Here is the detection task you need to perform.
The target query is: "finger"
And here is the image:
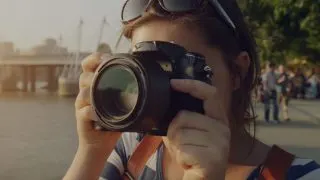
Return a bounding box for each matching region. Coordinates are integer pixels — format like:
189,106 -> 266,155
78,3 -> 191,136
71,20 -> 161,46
169,128 -> 211,147
170,79 -> 216,100
81,53 -> 102,72
167,111 -> 208,143
76,106 -> 98,132
171,111 -> 211,130
75,87 -> 91,109
79,72 -> 95,88
176,144 -> 225,170
76,105 -> 98,122
175,145 -> 206,168
167,111 -> 229,142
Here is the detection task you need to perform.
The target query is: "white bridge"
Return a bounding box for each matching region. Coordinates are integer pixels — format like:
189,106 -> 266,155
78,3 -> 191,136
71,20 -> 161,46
0,53 -> 90,66
0,53 -> 90,92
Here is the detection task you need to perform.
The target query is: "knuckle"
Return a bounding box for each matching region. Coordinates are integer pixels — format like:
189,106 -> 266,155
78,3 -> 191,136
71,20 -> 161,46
75,93 -> 83,108
79,72 -> 94,88
76,106 -> 92,122
82,86 -> 91,98
81,55 -> 92,69
75,87 -> 91,109
81,53 -> 101,71
79,73 -> 86,87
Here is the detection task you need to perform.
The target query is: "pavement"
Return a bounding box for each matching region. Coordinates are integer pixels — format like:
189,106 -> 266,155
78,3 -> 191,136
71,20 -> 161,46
254,99 -> 320,162
0,96 -> 319,180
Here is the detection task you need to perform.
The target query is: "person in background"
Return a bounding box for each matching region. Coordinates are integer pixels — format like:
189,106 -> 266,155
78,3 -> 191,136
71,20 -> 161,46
262,62 -> 280,123
276,64 -> 291,121
306,68 -> 319,99
291,68 -> 307,99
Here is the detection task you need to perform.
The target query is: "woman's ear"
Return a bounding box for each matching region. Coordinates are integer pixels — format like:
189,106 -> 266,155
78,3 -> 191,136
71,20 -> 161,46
233,51 -> 251,90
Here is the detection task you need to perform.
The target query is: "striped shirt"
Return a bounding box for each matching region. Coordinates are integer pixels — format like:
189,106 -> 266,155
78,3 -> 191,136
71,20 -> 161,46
99,133 -> 320,180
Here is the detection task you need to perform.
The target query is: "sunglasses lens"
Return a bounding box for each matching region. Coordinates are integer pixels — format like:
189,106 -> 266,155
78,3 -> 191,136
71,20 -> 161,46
161,0 -> 202,12
122,0 -> 150,22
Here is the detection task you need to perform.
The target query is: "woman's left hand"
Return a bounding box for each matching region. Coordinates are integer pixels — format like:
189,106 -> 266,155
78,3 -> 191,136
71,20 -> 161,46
168,79 -> 231,180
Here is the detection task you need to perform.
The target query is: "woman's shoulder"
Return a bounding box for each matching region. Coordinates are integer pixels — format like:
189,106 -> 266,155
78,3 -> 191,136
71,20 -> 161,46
287,158 -> 320,179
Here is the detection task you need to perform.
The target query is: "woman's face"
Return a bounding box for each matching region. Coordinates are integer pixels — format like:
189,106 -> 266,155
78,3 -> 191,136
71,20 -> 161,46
131,19 -> 234,115
132,19 -> 250,155
130,18 -> 237,154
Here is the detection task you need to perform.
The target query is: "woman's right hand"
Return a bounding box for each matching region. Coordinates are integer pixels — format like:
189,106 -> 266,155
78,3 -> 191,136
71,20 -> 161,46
75,53 -> 122,150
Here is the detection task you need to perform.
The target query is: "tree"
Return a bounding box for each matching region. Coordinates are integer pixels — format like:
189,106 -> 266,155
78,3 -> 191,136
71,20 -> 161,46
239,0 -> 320,64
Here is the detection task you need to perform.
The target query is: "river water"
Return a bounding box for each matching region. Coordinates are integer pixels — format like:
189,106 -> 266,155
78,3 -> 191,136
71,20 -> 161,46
0,92 -> 78,180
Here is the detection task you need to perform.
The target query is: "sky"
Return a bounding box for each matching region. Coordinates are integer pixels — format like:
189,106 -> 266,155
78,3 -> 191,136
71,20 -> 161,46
0,0 -> 130,52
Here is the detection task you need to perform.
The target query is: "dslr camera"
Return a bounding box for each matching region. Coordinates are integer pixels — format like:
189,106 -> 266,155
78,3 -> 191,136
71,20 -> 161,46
91,41 -> 212,136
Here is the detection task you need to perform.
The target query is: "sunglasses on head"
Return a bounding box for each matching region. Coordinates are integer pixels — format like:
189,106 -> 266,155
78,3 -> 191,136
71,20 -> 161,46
121,0 -> 236,32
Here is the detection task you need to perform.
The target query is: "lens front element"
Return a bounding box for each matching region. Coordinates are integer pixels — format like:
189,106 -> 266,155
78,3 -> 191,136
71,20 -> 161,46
95,65 -> 139,120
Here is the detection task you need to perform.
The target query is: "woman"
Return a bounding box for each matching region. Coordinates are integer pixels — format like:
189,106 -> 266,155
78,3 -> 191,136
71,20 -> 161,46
306,68 -> 319,99
276,64 -> 291,121
64,0 -> 320,179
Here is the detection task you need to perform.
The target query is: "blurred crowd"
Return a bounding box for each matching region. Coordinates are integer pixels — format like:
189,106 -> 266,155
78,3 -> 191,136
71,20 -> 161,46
255,62 -> 320,123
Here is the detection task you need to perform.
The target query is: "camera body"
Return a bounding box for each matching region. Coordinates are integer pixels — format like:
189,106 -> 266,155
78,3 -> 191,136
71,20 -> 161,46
91,41 -> 212,136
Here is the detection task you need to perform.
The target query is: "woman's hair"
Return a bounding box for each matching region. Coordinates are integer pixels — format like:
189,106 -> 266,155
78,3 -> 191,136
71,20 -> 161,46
122,0 -> 260,131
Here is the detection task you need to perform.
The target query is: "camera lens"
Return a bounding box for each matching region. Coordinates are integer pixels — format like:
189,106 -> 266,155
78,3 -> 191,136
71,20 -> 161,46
95,65 -> 139,120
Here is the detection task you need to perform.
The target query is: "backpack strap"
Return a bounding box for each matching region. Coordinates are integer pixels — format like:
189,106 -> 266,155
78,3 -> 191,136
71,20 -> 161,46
123,135 -> 163,180
259,145 -> 295,180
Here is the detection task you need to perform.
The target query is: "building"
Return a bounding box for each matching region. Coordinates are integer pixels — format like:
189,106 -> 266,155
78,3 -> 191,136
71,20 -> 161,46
30,38 -> 68,55
0,42 -> 15,56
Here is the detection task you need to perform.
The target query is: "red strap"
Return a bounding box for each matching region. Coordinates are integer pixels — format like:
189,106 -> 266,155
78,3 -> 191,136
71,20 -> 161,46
259,145 -> 295,180
124,135 -> 163,180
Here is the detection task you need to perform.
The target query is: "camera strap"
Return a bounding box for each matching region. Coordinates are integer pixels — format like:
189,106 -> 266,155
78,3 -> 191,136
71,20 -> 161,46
124,135 -> 163,180
258,145 -> 295,180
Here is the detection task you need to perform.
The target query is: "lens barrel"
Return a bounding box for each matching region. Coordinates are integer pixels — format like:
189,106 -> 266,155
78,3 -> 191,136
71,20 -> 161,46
91,54 -> 171,134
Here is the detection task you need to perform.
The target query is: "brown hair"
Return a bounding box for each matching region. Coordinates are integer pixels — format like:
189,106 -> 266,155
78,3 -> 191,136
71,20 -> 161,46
123,0 -> 260,130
